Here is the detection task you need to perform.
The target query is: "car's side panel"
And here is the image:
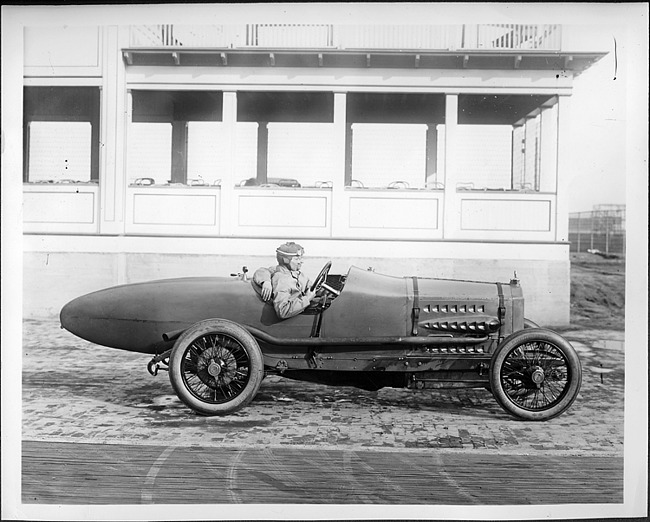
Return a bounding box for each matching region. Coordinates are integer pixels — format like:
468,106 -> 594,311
60,268 -> 524,356
320,267 -> 410,338
320,267 -> 509,340
413,276 -> 505,336
60,277 -> 316,353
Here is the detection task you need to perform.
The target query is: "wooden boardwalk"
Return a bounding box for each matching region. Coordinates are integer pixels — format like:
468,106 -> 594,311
23,441 -> 623,505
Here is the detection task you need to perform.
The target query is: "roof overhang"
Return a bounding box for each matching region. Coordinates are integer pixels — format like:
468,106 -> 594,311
122,48 -> 607,75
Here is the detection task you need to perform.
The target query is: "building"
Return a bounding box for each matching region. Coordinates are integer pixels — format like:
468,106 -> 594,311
6,9 -> 609,324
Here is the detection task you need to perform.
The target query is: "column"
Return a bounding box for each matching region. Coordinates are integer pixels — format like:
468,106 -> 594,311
512,124 -> 526,188
331,92 -> 348,237
170,120 -> 188,183
523,115 -> 538,189
539,102 -> 558,193
344,122 -> 353,186
555,95 -> 571,242
219,91 -> 237,236
256,122 -> 268,184
442,93 -> 459,238
99,25 -> 128,235
426,124 -> 438,184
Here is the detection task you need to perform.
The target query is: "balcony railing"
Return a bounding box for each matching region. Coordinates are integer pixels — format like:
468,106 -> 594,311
129,24 -> 562,51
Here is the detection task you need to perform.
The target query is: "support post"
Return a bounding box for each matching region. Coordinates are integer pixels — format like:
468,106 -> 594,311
539,102 -> 558,193
555,95 -> 572,243
426,124 -> 438,185
442,94 -> 459,239
170,120 -> 187,183
331,92 -> 348,237
99,25 -> 128,235
219,91 -> 237,236
344,122 -> 353,186
256,122 -> 268,184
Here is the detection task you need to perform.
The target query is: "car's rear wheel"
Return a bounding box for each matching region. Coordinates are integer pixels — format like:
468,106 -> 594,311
169,319 -> 264,415
489,328 -> 581,421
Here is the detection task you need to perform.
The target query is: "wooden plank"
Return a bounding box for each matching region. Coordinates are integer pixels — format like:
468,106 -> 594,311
22,441 -> 624,505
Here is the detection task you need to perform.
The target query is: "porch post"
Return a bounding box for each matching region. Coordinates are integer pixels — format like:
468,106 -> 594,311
426,124 -> 438,184
256,122 -> 268,184
442,93 -> 459,239
539,102 -> 558,193
219,91 -> 237,236
555,94 -> 572,243
99,25 -> 128,235
332,92 -> 348,237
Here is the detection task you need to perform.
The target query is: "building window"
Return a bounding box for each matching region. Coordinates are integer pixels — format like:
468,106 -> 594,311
350,123 -> 427,188
23,86 -> 100,183
346,93 -> 445,189
128,90 -> 223,185
265,122 -> 337,187
456,94 -> 558,192
237,91 -> 334,187
454,124 -> 514,189
127,122 -> 173,184
184,121 -> 258,185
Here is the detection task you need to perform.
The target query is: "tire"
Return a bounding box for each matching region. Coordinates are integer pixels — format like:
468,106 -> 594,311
169,319 -> 264,415
489,328 -> 582,421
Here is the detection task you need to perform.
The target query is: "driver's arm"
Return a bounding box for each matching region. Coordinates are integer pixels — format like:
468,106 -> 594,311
302,275 -> 318,301
253,266 -> 276,301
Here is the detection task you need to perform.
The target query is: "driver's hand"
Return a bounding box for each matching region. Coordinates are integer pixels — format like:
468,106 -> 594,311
304,289 -> 316,302
261,281 -> 272,301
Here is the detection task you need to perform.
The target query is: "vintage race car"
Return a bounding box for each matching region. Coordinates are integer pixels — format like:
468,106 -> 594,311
60,262 -> 582,421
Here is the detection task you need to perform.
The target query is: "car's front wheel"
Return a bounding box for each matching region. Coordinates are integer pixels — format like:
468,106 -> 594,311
169,319 -> 264,415
489,328 -> 582,421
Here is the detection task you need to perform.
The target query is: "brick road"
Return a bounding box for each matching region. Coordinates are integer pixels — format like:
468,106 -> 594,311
21,319 -> 624,456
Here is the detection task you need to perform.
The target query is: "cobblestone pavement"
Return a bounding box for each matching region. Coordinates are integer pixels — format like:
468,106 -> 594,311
21,319 -> 624,456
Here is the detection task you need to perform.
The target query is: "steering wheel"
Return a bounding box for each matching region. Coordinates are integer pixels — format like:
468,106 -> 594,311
310,261 -> 332,293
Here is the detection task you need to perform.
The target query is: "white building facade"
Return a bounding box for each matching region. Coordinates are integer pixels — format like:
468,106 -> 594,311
10,16 -> 608,323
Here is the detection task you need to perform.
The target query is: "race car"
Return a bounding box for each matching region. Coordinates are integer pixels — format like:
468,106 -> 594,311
60,262 -> 582,421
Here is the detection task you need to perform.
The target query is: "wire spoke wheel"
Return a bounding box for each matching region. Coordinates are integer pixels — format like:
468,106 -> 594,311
182,333 -> 252,404
169,320 -> 264,415
500,342 -> 569,410
490,328 -> 581,421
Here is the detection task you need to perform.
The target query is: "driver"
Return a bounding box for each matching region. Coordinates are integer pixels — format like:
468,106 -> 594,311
253,242 -> 316,319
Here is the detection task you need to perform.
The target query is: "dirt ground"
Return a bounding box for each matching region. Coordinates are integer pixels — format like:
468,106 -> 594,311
568,252 -> 625,331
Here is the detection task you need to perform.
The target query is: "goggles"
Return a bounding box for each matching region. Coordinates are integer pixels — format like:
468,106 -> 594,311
276,243 -> 304,257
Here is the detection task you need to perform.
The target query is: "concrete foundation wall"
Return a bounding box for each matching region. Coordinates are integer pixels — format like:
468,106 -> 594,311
23,238 -> 570,326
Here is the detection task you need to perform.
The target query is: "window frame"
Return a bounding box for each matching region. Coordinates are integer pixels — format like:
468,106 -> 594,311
23,86 -> 101,183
